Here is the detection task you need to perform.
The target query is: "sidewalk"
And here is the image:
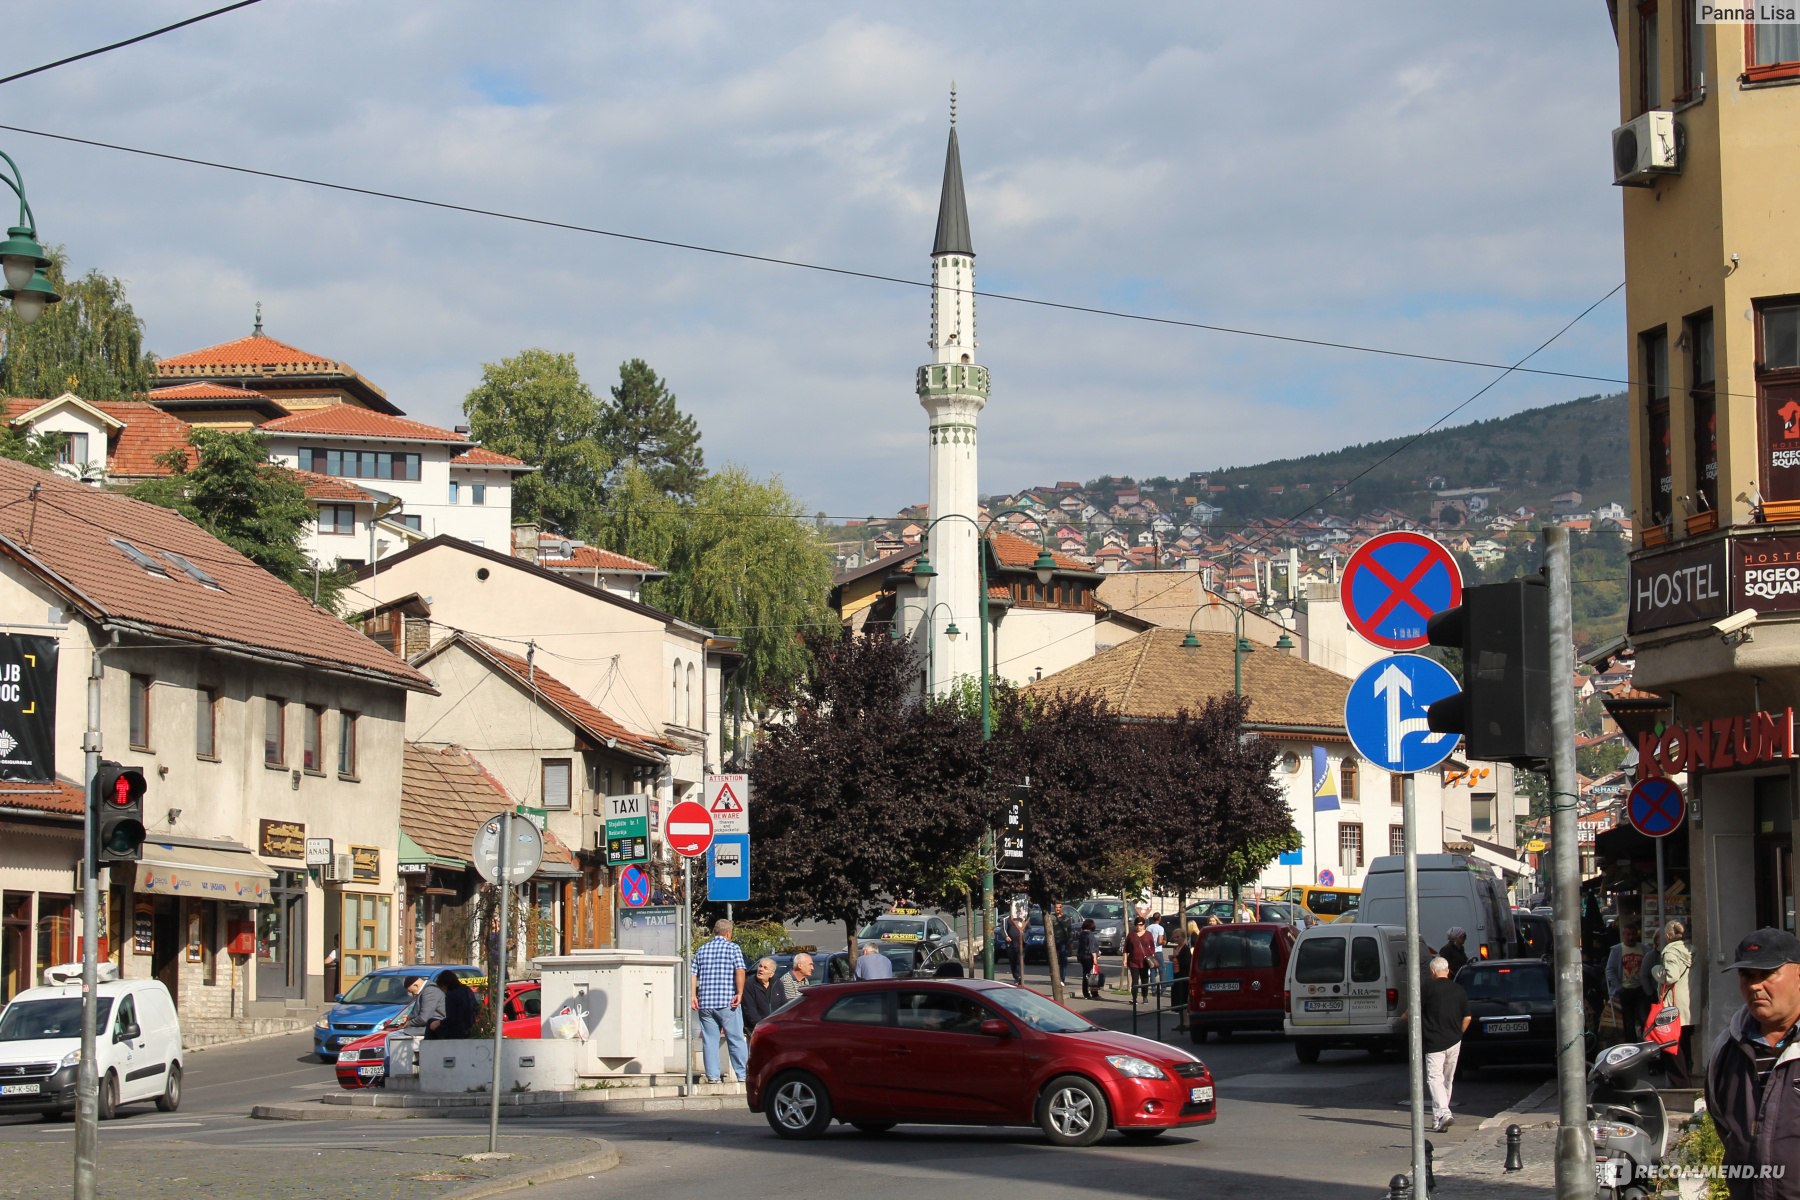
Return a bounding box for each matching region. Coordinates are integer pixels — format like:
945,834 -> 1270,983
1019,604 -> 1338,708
0,1133 -> 618,1200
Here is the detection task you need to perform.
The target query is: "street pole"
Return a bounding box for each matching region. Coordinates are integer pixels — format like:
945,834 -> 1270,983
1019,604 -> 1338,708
1402,771 -> 1426,1197
486,818 -> 509,1155
977,529 -> 995,982
681,856 -> 693,1096
74,649 -> 101,1200
1545,527 -> 1593,1198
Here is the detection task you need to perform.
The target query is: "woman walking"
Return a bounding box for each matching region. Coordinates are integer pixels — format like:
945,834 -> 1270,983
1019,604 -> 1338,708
1125,917 -> 1157,1003
1076,918 -> 1102,999
1170,924 -> 1197,1031
1649,920 -> 1694,1085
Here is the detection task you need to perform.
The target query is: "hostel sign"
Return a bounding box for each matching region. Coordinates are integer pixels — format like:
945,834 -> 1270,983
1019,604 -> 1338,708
1628,539 -> 1728,634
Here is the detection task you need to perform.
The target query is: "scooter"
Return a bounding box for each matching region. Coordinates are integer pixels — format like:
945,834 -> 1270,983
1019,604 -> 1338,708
1588,1015 -> 1676,1199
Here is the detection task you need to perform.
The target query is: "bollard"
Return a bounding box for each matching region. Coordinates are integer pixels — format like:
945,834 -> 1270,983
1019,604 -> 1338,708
1424,1138 -> 1436,1195
1386,1173 -> 1412,1200
1504,1123 -> 1524,1172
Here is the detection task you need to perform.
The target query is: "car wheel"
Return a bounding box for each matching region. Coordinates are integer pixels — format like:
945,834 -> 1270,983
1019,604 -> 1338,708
764,1071 -> 832,1139
1120,1127 -> 1168,1141
98,1072 -> 118,1121
1295,1042 -> 1321,1064
1037,1074 -> 1108,1147
850,1121 -> 895,1134
155,1064 -> 181,1112
1188,1025 -> 1208,1045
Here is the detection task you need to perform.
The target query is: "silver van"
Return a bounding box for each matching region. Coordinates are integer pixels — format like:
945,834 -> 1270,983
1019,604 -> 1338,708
0,978 -> 184,1119
1357,854 -> 1517,960
1284,923 -> 1428,1063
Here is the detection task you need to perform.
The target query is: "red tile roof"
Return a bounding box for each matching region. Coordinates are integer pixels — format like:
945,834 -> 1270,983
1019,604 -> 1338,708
91,401 -> 196,476
987,529 -> 1095,575
156,333 -> 351,377
400,743 -> 574,872
261,404 -> 469,444
461,637 -> 670,762
536,535 -> 662,575
293,469 -> 377,503
452,446 -> 528,467
148,382 -> 272,403
0,459 -> 430,690
0,777 -> 84,817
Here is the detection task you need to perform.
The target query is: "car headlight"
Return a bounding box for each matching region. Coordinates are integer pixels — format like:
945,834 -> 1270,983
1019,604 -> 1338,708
315,1018 -> 331,1030
1101,926 -> 1118,936
59,1049 -> 80,1068
1105,1054 -> 1167,1080
337,1050 -> 360,1063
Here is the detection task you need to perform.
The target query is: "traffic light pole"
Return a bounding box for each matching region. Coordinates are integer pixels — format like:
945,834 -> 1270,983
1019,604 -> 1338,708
75,649 -> 102,1200
1545,527 -> 1593,1198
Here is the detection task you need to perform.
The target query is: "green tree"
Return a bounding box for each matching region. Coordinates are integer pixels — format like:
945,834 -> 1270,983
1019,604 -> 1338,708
600,465 -> 834,711
130,428 -> 348,609
1577,453 -> 1594,490
601,358 -> 705,498
0,424 -> 62,470
461,349 -> 609,537
0,251 -> 156,401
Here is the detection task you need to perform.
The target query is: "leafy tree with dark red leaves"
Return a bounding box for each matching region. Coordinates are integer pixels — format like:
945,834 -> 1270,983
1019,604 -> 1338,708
746,630 -> 987,952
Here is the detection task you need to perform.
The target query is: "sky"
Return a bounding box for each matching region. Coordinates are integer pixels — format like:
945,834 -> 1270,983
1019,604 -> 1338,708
3,2 -> 1626,521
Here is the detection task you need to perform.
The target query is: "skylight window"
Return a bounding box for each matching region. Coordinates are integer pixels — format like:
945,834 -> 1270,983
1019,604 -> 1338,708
161,551 -> 223,591
110,538 -> 170,579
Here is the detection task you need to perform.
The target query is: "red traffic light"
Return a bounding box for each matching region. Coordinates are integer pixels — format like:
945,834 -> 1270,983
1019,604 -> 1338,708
108,774 -> 136,807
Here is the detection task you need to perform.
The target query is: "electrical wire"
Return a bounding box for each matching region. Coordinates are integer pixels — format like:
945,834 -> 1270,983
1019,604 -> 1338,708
0,2 -> 270,89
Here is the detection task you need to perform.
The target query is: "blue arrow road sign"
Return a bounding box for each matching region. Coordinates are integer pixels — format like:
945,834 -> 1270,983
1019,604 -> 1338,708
707,833 -> 750,903
1344,655 -> 1461,774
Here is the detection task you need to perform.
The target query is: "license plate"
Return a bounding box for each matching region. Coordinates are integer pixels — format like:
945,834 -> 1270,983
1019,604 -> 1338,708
0,1083 -> 40,1095
1190,1085 -> 1214,1103
1485,1020 -> 1529,1034
1204,981 -> 1240,992
1303,999 -> 1342,1012
357,1065 -> 384,1076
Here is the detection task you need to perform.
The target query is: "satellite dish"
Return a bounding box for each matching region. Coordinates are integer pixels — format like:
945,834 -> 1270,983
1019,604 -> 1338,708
559,540 -> 573,559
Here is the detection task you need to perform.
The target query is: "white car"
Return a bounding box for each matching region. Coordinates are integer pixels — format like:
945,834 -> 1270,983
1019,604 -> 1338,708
0,978 -> 183,1119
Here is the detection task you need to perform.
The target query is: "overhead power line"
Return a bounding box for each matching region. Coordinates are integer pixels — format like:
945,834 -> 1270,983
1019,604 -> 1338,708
0,2 -> 270,89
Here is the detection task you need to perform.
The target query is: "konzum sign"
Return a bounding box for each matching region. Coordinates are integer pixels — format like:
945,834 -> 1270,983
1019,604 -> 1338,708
1637,707 -> 1797,778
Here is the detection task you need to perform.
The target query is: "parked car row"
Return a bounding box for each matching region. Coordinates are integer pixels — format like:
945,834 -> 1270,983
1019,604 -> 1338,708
334,979 -> 543,1090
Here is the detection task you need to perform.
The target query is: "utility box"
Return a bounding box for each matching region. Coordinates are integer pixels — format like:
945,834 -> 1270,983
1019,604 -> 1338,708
534,950 -> 683,1076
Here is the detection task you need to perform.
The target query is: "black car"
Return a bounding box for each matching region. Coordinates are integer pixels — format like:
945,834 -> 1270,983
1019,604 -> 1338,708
1512,912 -> 1553,960
1456,958 -> 1564,1068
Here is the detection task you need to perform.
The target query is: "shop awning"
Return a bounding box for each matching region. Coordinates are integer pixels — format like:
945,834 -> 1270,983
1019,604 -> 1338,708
398,830 -> 466,870
1460,837 -> 1527,878
136,841 -> 277,905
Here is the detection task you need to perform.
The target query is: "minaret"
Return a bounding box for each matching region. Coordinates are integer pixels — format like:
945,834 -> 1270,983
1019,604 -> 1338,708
917,87 -> 989,692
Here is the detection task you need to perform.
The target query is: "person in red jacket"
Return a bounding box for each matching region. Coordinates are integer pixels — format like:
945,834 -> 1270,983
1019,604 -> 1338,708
1125,918 -> 1157,1003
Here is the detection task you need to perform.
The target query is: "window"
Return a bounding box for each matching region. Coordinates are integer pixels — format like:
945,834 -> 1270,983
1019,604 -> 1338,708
1688,310 -> 1717,514
1745,20 -> 1800,83
318,505 -> 355,535
1339,822 -> 1364,870
1293,937 -> 1345,984
1390,824 -> 1406,857
448,480 -> 460,505
685,663 -> 696,728
1643,327 -> 1672,526
195,686 -> 218,760
1472,794 -> 1494,835
671,659 -> 682,724
303,705 -> 324,773
128,674 -> 151,750
471,483 -> 487,506
1635,2 -> 1660,114
542,759 -> 572,810
1338,757 -> 1359,803
1679,1 -> 1704,101
55,431 -> 88,468
397,514 -> 423,532
1198,929 -> 1276,971
823,993 -> 888,1025
1350,936 -> 1382,983
1390,775 -> 1404,805
338,712 -> 358,777
265,696 -> 286,765
1756,299 -> 1800,504
895,990 -> 991,1034
299,447 -> 421,482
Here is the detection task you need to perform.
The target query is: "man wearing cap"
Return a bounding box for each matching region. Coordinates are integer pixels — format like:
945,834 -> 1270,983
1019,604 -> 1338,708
1706,927 -> 1800,1199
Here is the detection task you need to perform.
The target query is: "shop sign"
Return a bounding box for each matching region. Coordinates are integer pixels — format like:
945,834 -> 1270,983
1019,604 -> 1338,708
304,837 -> 333,866
1637,706 -> 1797,778
258,819 -> 306,859
397,862 -> 429,878
1736,534 -> 1800,613
1628,539 -> 1729,634
350,844 -> 381,883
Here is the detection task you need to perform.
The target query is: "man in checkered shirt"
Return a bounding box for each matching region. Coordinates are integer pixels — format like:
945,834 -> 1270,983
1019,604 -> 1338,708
690,918 -> 748,1082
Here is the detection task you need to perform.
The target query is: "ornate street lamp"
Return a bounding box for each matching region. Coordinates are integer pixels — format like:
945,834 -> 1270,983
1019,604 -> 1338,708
1182,597 -> 1257,698
0,151 -> 59,325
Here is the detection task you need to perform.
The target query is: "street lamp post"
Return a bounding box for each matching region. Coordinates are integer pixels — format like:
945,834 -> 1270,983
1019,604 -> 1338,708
0,151 -> 60,325
909,512 -> 1055,980
891,600 -> 960,695
1180,594 -> 1297,697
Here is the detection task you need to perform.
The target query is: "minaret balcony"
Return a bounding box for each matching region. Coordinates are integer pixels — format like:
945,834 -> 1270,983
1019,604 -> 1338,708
915,362 -> 991,397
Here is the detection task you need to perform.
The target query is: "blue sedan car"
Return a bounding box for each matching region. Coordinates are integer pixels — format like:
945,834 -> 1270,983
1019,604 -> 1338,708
313,964 -> 484,1061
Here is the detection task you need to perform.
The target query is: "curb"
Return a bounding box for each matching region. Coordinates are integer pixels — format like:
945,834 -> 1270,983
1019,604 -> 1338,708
252,1093 -> 739,1121
1476,1078 -> 1558,1134
440,1138 -> 620,1200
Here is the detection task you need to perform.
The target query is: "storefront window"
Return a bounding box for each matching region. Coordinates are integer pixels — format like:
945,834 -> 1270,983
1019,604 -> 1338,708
2,894 -> 30,1001
34,895 -> 73,982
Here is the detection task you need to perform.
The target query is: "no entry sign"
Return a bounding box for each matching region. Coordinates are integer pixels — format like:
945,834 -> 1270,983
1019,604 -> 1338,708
1343,531 -> 1463,651
1627,778 -> 1686,838
665,799 -> 715,858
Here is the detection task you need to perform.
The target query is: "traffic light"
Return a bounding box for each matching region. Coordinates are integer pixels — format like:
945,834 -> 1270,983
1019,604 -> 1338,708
1425,577 -> 1553,765
93,760 -> 147,866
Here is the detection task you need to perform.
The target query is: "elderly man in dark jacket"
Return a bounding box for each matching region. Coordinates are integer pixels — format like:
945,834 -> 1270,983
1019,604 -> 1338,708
1706,927 -> 1800,1200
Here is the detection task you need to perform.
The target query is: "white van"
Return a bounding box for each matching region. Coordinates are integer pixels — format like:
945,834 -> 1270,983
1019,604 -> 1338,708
0,978 -> 183,1119
1357,854 -> 1518,961
1284,923 -> 1430,1063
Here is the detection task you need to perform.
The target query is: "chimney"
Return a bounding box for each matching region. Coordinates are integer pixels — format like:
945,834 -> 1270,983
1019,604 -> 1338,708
512,522 -> 540,563
454,425 -> 471,436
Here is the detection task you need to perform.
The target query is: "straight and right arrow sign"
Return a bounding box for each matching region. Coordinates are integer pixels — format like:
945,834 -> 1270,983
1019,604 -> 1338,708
1344,655 -> 1460,775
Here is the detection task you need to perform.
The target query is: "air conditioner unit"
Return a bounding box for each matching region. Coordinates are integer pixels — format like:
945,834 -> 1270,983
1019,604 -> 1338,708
1613,111 -> 1680,185
325,853 -> 353,882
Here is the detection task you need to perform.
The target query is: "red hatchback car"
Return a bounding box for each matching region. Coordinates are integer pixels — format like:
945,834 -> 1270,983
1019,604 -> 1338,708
746,978 -> 1216,1146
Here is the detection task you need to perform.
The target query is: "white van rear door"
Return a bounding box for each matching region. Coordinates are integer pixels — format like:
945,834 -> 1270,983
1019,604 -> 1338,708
1345,933 -> 1387,1021
1290,933 -> 1349,1026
